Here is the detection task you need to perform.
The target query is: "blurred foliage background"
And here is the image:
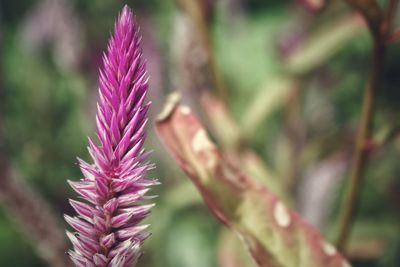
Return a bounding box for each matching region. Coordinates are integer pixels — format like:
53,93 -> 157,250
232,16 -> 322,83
0,0 -> 399,266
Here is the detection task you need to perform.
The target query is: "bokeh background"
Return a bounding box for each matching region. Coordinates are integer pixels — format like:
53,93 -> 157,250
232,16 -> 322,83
0,0 -> 399,266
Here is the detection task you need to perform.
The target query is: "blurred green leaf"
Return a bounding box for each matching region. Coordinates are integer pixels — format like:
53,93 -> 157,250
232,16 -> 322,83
285,15 -> 367,75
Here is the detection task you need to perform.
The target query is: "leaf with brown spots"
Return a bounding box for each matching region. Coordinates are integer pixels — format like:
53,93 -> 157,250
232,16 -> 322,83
155,93 -> 353,267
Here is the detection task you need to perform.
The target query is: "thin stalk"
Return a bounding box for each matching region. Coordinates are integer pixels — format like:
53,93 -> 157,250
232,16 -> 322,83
283,86 -> 305,196
336,38 -> 384,250
382,0 -> 399,35
335,0 -> 395,247
177,0 -> 228,102
383,0 -> 399,43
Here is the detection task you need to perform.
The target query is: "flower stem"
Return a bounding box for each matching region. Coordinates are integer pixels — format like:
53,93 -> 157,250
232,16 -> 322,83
382,0 -> 399,35
177,0 -> 228,102
335,0 -> 398,249
335,38 -> 384,250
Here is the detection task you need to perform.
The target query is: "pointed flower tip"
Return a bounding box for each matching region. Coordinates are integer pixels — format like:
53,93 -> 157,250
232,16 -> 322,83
122,4 -> 130,13
119,5 -> 134,26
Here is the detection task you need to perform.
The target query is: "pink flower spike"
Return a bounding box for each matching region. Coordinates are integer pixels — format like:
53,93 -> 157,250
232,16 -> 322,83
65,5 -> 156,266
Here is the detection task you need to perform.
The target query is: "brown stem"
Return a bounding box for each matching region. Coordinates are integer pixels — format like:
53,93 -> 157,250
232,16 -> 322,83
283,86 -> 306,196
0,160 -> 72,267
335,25 -> 387,252
382,0 -> 399,35
176,0 -> 228,102
383,0 -> 399,43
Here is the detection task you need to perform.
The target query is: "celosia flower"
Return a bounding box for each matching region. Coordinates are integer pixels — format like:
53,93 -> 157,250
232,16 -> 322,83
65,5 -> 156,267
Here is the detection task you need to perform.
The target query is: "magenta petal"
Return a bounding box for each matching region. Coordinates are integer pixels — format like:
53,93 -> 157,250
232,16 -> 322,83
108,255 -> 126,267
68,180 -> 98,204
68,251 -> 86,267
69,199 -> 94,223
116,224 -> 149,240
93,253 -> 108,266
93,216 -> 107,233
118,204 -> 155,218
108,239 -> 134,258
77,234 -> 100,254
66,232 -> 94,260
117,189 -> 150,207
103,198 -> 119,214
110,211 -> 135,228
94,177 -> 109,198
100,232 -> 116,249
65,215 -> 96,237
